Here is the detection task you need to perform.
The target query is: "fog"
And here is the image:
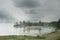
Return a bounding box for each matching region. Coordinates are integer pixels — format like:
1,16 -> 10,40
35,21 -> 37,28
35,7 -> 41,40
0,0 -> 60,36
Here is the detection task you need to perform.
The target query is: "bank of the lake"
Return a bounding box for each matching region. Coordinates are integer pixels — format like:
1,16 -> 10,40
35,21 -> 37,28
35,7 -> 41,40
0,29 -> 60,40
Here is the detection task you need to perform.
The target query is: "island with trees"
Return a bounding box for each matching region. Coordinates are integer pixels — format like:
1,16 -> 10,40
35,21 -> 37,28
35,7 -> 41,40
14,19 -> 60,29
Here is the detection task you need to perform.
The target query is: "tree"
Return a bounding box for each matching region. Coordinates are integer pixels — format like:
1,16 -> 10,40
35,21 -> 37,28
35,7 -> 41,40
14,22 -> 19,28
57,19 -> 60,29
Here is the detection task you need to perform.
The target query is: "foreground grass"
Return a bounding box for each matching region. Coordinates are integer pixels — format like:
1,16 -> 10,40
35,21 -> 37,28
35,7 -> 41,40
0,35 -> 45,40
0,30 -> 60,40
45,29 -> 60,40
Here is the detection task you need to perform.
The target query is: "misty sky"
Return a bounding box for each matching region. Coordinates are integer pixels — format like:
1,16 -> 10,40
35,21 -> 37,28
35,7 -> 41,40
0,0 -> 60,23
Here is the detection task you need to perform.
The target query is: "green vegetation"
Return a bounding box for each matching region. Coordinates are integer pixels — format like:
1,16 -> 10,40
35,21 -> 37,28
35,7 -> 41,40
14,21 -> 44,27
0,35 -> 45,40
14,19 -> 60,29
45,29 -> 60,40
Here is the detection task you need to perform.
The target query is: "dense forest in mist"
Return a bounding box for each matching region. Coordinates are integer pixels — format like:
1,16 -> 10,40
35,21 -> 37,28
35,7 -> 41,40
14,19 -> 60,29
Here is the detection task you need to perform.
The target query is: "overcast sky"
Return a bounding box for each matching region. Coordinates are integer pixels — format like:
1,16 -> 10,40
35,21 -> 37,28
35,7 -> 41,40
0,0 -> 60,23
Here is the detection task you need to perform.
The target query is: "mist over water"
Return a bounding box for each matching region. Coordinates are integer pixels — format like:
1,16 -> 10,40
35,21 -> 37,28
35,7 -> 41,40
0,23 -> 56,36
0,0 -> 59,37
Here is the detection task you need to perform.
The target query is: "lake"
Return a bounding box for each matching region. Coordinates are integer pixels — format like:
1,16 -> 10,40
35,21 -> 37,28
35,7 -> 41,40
0,23 -> 56,36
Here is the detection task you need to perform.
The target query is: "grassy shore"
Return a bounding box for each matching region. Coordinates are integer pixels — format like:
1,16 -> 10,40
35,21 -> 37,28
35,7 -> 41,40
0,30 -> 60,40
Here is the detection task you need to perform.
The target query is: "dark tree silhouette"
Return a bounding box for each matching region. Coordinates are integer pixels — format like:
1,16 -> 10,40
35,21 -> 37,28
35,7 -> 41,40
57,19 -> 60,29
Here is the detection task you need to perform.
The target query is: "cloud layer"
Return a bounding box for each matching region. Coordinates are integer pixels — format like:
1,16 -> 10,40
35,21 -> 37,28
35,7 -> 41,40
13,0 -> 40,8
13,0 -> 60,22
0,0 -> 16,23
0,9 -> 16,23
0,0 -> 60,23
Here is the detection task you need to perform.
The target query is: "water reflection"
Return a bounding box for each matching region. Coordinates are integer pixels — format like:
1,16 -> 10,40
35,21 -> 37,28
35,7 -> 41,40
0,23 -> 56,36
19,26 -> 56,36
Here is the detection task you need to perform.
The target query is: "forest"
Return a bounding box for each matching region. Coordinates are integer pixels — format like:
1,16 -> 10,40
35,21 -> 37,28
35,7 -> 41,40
14,19 -> 60,29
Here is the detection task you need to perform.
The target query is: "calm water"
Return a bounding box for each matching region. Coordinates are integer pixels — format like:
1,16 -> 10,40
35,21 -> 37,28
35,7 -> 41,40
0,23 -> 56,36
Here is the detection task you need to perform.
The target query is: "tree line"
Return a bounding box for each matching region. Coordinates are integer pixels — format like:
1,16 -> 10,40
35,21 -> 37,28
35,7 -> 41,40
14,19 -> 60,29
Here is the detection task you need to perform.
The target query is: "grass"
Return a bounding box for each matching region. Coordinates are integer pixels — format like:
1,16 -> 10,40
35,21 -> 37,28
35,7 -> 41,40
0,29 -> 60,40
0,35 -> 45,40
45,29 -> 60,40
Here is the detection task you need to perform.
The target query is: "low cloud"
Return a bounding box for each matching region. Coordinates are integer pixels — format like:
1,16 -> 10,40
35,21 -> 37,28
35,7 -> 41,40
0,10 -> 16,23
13,0 -> 40,8
13,0 -> 60,22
